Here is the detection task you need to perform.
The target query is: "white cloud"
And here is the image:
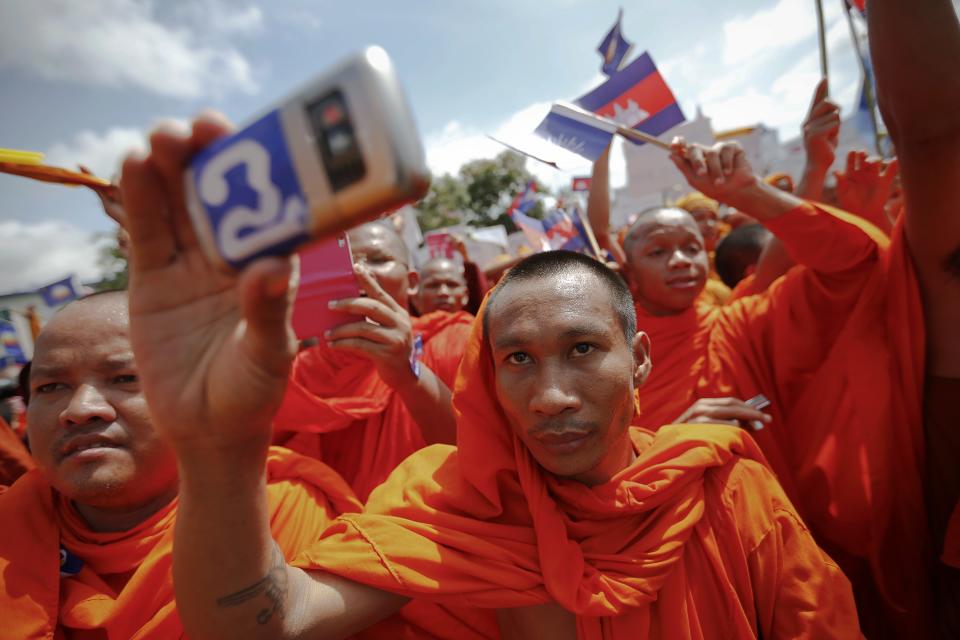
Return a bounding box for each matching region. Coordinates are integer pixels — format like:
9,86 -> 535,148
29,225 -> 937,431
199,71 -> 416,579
0,0 -> 258,99
424,101 -> 627,192
722,0 -> 842,66
0,221 -> 111,293
45,127 -> 148,181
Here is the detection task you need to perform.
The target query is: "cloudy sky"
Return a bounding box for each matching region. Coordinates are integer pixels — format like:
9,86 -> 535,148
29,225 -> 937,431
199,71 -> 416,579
0,0 -> 884,292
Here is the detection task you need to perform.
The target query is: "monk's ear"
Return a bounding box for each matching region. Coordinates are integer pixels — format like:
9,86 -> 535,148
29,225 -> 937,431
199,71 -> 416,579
406,269 -> 420,300
632,331 -> 652,388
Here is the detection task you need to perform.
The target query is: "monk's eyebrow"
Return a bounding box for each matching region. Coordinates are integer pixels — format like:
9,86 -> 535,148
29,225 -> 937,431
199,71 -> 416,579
492,324 -> 609,351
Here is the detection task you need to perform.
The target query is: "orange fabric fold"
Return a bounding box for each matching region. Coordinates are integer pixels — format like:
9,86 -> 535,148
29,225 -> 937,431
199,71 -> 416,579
0,416 -> 33,487
0,447 -> 361,639
632,203 -> 930,635
295,299 -> 859,639
273,310 -> 473,501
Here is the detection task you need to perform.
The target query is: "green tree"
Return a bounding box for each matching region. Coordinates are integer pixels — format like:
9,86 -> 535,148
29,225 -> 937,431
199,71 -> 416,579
413,174 -> 468,232
94,231 -> 128,291
414,150 -> 548,233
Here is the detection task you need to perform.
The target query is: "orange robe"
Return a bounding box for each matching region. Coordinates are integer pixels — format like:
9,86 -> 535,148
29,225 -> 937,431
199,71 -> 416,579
273,310 -> 473,502
294,304 -> 859,639
0,447 -> 361,639
634,203 -> 929,635
0,416 -> 33,487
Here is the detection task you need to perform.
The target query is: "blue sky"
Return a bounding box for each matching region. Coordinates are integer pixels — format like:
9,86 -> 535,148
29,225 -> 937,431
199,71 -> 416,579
0,0 -> 877,292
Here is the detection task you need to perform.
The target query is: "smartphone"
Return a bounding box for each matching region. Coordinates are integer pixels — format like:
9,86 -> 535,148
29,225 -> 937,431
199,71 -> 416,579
291,234 -> 361,340
745,394 -> 771,432
184,46 -> 430,271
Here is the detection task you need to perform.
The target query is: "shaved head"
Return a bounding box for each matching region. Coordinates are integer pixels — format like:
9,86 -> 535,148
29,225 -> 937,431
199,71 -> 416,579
417,257 -> 469,314
348,221 -> 410,266
348,220 -> 417,308
622,207 -> 703,256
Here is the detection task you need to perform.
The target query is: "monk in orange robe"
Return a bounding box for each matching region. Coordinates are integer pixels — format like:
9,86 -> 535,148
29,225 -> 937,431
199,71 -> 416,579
587,101 -> 929,634
273,221 -> 473,501
0,414 -> 33,486
111,128 -> 861,637
868,1 -> 960,636
0,291 -> 362,638
415,256 -> 471,315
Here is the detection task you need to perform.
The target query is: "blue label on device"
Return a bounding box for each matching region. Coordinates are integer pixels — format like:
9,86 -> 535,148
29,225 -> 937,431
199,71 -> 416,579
189,109 -> 311,270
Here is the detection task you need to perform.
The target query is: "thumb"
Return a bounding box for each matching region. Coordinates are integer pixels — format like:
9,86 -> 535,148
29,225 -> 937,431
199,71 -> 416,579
238,256 -> 299,375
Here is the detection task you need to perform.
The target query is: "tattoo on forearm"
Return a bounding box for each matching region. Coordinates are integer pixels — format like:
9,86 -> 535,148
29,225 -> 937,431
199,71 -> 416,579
216,541 -> 288,625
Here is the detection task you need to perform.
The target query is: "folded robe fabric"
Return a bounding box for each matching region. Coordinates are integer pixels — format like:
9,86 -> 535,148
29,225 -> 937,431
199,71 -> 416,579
0,447 -> 361,639
0,416 -> 33,487
294,299 -> 860,639
631,202 -> 930,635
273,310 -> 473,502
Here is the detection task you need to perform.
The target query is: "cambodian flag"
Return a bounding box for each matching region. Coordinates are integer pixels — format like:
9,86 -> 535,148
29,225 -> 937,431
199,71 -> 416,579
575,51 -> 685,145
38,275 -> 80,308
571,176 -> 592,192
508,182 -> 550,251
533,104 -> 617,161
543,208 -> 589,253
597,9 -> 632,76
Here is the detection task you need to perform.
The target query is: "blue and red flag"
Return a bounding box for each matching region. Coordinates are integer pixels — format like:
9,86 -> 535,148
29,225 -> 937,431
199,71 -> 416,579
543,208 -> 590,253
533,103 -> 617,161
597,9 -> 632,76
508,182 -> 550,251
575,51 -> 685,145
571,176 -> 592,192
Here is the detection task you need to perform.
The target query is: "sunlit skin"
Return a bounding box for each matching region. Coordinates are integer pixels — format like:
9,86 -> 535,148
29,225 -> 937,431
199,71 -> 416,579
26,293 -> 178,532
417,258 -> 469,314
487,272 -> 650,486
347,223 -> 418,308
624,209 -> 710,317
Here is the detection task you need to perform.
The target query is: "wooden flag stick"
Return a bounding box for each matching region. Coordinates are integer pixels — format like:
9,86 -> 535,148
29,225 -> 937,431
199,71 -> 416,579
573,203 -> 605,261
815,0 -> 830,85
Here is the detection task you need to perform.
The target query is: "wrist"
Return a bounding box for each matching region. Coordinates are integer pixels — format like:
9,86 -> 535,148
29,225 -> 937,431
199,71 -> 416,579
174,432 -> 271,477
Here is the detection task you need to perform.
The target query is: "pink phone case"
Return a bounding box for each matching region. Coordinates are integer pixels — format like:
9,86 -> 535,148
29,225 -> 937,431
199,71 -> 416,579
292,234 -> 361,340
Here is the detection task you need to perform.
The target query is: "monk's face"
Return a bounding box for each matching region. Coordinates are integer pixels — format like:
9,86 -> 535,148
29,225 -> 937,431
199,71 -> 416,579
26,295 -> 178,510
418,259 -> 468,313
349,223 -> 418,309
625,210 -> 709,316
688,207 -> 720,252
488,272 -> 646,486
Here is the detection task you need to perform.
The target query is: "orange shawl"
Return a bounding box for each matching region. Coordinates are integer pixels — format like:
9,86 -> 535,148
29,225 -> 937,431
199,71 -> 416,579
633,203 -> 929,634
273,310 -> 473,502
0,415 -> 33,487
295,302 -> 859,639
0,447 -> 361,639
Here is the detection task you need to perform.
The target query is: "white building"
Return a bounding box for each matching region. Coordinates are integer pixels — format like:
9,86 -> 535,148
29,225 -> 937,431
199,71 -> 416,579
614,108 -> 880,227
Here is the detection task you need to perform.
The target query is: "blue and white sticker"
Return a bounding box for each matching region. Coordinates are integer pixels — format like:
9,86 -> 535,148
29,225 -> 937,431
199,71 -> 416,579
190,109 -> 311,270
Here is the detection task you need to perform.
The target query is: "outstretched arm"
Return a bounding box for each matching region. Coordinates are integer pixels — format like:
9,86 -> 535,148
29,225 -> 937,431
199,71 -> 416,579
750,79 -> 841,293
869,0 -> 960,376
119,115 -> 407,640
586,143 -> 626,263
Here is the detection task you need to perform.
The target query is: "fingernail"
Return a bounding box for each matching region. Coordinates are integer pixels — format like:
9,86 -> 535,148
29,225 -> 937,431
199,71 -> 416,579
764,414 -> 772,422
715,177 -> 725,185
323,330 -> 331,339
327,300 -> 338,309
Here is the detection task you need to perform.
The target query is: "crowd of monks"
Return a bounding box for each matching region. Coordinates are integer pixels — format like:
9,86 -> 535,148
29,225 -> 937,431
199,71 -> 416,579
1,0 -> 958,637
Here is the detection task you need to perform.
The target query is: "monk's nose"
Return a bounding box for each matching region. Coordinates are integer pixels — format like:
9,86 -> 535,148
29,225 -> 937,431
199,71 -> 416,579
60,384 -> 118,428
528,366 -> 582,416
668,248 -> 693,269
